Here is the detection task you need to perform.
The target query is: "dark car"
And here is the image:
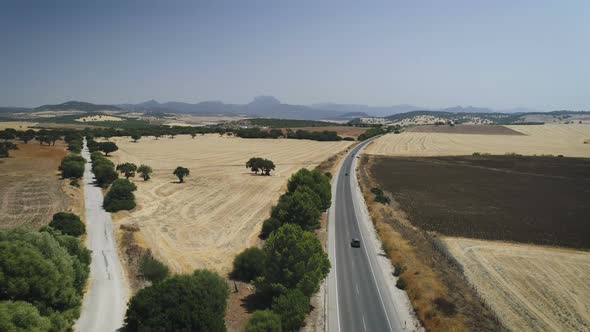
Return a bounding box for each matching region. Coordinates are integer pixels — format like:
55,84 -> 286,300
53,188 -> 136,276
351,238 -> 361,248
345,172 -> 348,176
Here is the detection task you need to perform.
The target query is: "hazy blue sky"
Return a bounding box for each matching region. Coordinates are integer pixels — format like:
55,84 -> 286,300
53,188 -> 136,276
1,0 -> 588,110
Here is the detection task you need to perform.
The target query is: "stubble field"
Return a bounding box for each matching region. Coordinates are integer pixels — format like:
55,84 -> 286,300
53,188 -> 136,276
109,135 -> 352,273
366,124 -> 590,157
0,142 -> 82,229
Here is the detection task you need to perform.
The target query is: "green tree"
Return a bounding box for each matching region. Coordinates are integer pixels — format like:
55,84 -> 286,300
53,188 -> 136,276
173,166 -> 190,183
245,310 -> 282,332
116,162 -> 138,179
190,132 -> 197,139
139,254 -> 170,283
287,169 -> 331,210
0,301 -> 51,332
0,130 -> 15,142
49,212 -> 86,237
231,247 -> 265,282
60,160 -> 85,179
104,179 -> 137,212
271,289 -> 309,331
137,164 -> 153,181
124,270 -> 229,331
18,130 -> 36,144
99,141 -> 118,156
0,144 -> 8,158
131,133 -> 142,142
258,224 -> 330,297
246,157 -> 276,176
93,164 -> 118,187
271,187 -> 321,230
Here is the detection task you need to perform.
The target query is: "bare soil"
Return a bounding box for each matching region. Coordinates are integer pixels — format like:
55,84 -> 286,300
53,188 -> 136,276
0,142 -> 83,229
405,124 -> 524,135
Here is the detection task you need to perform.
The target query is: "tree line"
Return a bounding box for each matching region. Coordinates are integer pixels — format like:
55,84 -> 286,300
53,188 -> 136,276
231,168 -> 333,331
0,212 -> 90,331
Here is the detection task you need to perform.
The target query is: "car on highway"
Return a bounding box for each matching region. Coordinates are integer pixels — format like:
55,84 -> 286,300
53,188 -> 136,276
351,238 -> 361,248
345,172 -> 348,176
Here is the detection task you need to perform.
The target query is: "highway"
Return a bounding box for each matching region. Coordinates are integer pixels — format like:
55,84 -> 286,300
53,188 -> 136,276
75,139 -> 128,332
327,137 -> 412,332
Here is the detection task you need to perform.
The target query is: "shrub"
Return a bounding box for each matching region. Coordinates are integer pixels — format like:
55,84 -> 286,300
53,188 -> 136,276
104,179 -> 137,212
231,247 -> 265,282
271,187 -> 321,231
124,270 -> 229,331
260,218 -> 281,239
93,164 -> 118,187
434,297 -> 457,316
393,263 -> 403,277
287,169 -> 331,210
271,289 -> 309,331
0,301 -> 51,332
60,155 -> 85,179
140,254 -> 170,283
245,310 -> 282,332
49,212 -> 86,237
396,277 -> 407,290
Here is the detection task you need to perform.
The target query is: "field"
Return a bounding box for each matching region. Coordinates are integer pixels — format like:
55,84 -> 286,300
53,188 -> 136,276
75,114 -> 123,122
370,155 -> 590,248
366,124 -> 590,157
444,238 -> 590,331
0,121 -> 38,130
109,135 -> 352,273
405,124 -> 524,135
0,142 -> 82,229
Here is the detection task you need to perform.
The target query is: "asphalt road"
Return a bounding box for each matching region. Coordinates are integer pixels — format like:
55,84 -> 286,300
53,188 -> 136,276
328,138 -> 406,332
75,139 -> 128,332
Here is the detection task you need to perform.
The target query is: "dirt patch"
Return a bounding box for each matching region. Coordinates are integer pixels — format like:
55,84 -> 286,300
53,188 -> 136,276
405,124 -> 524,135
108,134 -> 352,274
366,124 -> 590,157
358,155 -> 503,331
370,155 -> 590,249
0,142 -> 83,229
444,237 -> 590,331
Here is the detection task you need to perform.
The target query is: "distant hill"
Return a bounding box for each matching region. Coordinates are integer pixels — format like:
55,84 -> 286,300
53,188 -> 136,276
381,110 -> 590,125
0,107 -> 31,113
35,101 -> 122,112
310,103 -> 424,117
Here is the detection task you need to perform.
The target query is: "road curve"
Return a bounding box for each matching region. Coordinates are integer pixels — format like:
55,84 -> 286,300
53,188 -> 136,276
75,139 -> 128,332
327,137 -> 415,332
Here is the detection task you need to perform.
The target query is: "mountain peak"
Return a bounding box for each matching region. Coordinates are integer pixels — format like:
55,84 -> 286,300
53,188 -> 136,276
250,96 -> 281,106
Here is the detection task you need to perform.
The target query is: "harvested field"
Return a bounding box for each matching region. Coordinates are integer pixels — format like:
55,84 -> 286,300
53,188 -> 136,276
281,126 -> 367,138
109,135 -> 352,273
0,142 -> 82,229
405,124 -> 524,135
75,115 -> 123,122
0,121 -> 38,130
444,237 -> 590,331
366,124 -> 590,157
370,155 -> 590,248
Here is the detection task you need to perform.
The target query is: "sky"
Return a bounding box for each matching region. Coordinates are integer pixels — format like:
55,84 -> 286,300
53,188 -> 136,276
1,0 -> 589,110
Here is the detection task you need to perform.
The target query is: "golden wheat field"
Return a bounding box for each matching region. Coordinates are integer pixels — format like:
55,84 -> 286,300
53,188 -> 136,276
109,135 -> 352,273
365,124 -> 590,157
444,237 -> 590,331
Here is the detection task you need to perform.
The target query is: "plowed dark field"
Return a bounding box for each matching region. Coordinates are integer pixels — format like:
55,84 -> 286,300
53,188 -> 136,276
370,155 -> 590,248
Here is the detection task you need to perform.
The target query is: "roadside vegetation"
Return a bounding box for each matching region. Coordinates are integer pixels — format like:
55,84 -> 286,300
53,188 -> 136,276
0,213 -> 90,331
246,157 -> 276,175
231,168 -> 332,331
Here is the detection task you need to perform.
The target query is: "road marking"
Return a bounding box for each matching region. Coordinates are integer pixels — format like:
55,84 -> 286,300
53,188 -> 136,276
362,315 -> 367,331
356,283 -> 359,295
350,139 -> 395,332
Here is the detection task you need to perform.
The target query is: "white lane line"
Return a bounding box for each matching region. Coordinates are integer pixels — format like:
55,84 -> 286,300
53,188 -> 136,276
355,283 -> 360,295
362,315 -> 367,331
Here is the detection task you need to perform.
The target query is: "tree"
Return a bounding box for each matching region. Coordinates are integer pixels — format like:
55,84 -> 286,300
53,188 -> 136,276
261,159 -> 276,176
154,133 -> 161,140
18,130 -> 35,144
0,301 -> 51,332
139,254 -> 169,283
247,157 -> 263,174
104,179 -> 137,212
258,224 -> 330,297
0,144 -> 8,158
48,133 -> 61,146
271,289 -> 309,331
137,164 -> 153,181
190,133 -> 197,139
93,164 -> 118,187
245,310 -> 282,332
49,212 -> 86,237
231,247 -> 265,282
0,130 -> 15,142
131,133 -> 142,142
271,187 -> 321,230
287,169 -> 331,210
99,141 -> 118,156
173,166 -> 190,183
247,157 -> 276,176
61,160 -> 85,179
116,162 -> 138,179
124,270 -> 229,331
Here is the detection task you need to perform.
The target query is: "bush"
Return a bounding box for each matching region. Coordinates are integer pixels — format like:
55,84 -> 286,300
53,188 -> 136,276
231,247 -> 265,282
140,254 -> 170,283
49,212 -> 85,237
245,310 -> 282,332
396,277 -> 407,290
271,187 -> 321,231
260,218 -> 281,239
434,297 -> 457,316
287,169 -> 331,210
124,270 -> 229,331
0,301 -> 51,332
271,289 -> 309,331
104,179 -> 137,212
60,154 -> 85,179
393,263 -> 403,277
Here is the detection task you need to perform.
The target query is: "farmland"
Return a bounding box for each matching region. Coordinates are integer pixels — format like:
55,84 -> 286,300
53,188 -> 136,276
366,124 -> 590,157
0,142 -> 83,229
370,155 -> 590,248
108,134 -> 352,273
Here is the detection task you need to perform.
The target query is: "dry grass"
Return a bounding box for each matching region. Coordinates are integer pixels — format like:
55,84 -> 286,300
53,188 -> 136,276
0,141 -> 83,229
0,121 -> 38,130
358,155 -> 503,331
366,124 -> 590,157
445,238 -> 590,331
108,134 -> 352,274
